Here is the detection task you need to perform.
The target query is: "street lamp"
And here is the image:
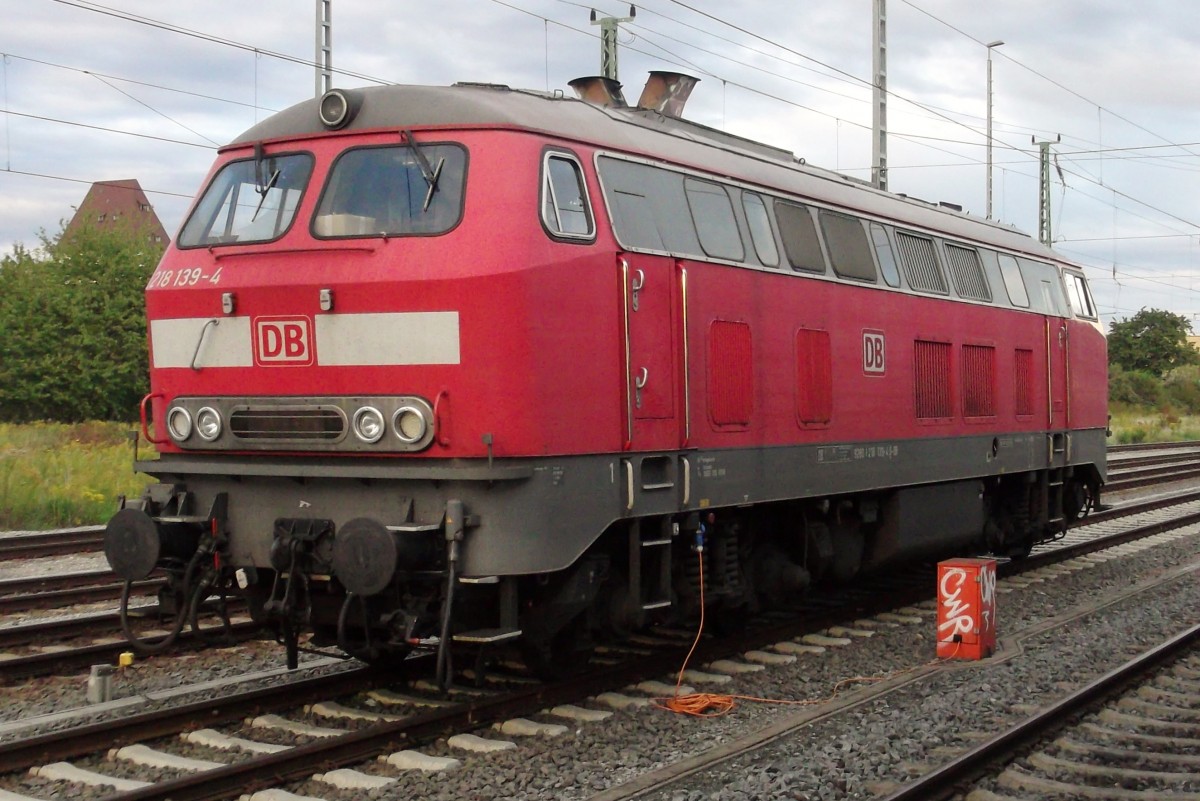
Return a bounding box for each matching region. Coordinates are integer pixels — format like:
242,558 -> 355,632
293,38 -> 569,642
986,40 -> 1004,219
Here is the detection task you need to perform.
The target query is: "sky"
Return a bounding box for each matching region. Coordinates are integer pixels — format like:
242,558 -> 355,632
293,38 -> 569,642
3,0 -> 1199,331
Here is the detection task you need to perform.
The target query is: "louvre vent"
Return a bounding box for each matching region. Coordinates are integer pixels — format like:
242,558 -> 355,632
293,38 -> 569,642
961,344 -> 996,417
896,232 -> 947,294
796,328 -> 832,425
708,320 -> 753,426
1015,348 -> 1034,417
945,244 -> 991,301
914,340 -> 952,419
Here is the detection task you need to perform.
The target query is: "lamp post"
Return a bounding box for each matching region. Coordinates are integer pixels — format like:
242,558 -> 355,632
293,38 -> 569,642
986,40 -> 1004,219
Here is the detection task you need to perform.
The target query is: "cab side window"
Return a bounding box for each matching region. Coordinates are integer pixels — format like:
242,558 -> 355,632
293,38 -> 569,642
1063,271 -> 1097,319
542,153 -> 594,239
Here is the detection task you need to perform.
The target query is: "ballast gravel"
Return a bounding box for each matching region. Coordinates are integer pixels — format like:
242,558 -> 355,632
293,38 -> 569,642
0,514 -> 1196,801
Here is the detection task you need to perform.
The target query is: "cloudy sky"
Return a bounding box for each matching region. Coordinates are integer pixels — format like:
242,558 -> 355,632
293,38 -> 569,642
3,0 -> 1199,329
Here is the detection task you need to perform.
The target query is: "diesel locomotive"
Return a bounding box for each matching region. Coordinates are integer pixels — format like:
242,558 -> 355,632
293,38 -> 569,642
104,71 -> 1106,679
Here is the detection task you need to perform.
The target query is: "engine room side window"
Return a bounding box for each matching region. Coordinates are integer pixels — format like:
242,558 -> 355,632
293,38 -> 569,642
943,243 -> 991,301
819,210 -> 876,283
179,152 -> 313,247
741,192 -> 779,267
684,178 -> 744,262
609,189 -> 665,250
869,223 -> 901,287
1018,258 -> 1068,316
313,143 -> 466,238
895,231 -> 948,294
542,153 -> 594,239
598,157 -> 702,256
996,254 -> 1030,308
1063,271 -> 1097,320
774,201 -> 826,274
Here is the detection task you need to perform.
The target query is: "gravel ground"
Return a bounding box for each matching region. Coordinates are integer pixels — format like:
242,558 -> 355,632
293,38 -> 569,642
0,516 -> 1195,801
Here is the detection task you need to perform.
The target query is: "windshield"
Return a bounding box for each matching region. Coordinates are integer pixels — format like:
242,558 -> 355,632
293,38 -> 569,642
178,153 -> 313,247
313,143 -> 466,237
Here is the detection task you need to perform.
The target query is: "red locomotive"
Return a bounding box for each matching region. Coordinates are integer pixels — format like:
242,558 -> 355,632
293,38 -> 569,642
104,71 -> 1106,679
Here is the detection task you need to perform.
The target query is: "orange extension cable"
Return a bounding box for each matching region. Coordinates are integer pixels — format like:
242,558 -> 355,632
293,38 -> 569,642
655,544 -> 962,718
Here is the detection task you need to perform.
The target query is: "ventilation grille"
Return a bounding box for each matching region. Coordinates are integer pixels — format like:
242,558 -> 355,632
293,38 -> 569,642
945,244 -> 992,301
796,328 -> 832,425
896,232 -> 947,293
708,320 -> 753,426
962,344 -> 996,417
1015,348 -> 1034,417
230,408 -> 346,441
914,340 -> 952,419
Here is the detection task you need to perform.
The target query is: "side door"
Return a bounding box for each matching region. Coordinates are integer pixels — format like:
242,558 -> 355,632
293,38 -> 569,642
619,252 -> 679,451
1047,316 -> 1068,429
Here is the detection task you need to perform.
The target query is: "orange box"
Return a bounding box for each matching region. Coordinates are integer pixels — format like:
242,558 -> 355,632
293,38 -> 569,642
936,558 -> 997,660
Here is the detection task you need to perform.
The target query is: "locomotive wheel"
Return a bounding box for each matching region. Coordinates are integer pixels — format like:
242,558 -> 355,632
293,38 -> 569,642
599,577 -> 641,640
519,615 -> 593,679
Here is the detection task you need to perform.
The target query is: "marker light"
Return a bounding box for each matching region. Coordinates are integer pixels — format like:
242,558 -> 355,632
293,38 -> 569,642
166,407 -> 193,441
392,406 -> 429,444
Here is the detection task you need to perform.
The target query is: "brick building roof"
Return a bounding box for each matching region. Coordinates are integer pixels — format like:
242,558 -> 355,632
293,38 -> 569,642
64,179 -> 169,245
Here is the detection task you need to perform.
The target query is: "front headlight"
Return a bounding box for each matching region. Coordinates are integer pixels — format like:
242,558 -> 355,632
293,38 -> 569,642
392,405 -> 428,444
352,406 -> 385,443
167,406 -> 193,441
196,407 -> 223,441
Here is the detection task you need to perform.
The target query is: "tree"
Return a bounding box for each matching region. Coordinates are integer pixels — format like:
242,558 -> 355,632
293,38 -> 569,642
1107,308 -> 1198,378
0,220 -> 163,422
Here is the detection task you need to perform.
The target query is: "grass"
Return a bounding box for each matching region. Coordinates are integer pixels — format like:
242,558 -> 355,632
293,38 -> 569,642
0,421 -> 154,530
1107,407 -> 1200,446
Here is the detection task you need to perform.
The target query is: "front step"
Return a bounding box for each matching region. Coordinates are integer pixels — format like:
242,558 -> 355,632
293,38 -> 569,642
452,627 -> 522,644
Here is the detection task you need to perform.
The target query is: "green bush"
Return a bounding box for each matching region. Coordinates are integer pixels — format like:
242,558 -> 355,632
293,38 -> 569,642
0,222 -> 161,422
1108,365 -> 1163,407
1117,426 -> 1148,444
1163,365 -> 1200,415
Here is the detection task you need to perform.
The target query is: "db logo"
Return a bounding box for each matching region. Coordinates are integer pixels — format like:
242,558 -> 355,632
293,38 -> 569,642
862,330 -> 885,375
254,316 -> 314,365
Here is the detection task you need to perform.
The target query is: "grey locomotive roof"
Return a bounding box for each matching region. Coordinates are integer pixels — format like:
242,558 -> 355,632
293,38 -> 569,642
232,82 -> 1063,262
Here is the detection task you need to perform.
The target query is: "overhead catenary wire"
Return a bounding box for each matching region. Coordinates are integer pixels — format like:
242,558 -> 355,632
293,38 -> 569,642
6,1 -> 1196,318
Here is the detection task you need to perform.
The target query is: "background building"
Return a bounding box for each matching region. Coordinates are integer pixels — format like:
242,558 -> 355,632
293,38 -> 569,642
64,179 -> 169,246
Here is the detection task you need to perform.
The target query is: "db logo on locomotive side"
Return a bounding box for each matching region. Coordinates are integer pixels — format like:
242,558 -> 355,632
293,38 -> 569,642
862,329 -> 886,375
254,316 -> 314,366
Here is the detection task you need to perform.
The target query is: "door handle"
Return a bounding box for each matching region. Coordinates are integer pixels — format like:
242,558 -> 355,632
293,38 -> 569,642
635,367 -> 648,409
631,269 -> 645,311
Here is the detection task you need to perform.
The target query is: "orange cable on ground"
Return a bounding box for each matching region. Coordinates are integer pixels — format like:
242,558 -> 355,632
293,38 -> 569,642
654,542 -> 966,718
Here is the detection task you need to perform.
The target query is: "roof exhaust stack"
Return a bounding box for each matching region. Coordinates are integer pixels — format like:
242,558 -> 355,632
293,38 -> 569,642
568,76 -> 627,108
636,71 -> 699,118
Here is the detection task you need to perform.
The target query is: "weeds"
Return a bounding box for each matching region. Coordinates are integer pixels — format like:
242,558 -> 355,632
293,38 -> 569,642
0,421 -> 153,529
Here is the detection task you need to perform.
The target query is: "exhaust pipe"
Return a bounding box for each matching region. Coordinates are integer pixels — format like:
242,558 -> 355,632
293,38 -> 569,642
567,76 -> 627,108
636,70 -> 699,118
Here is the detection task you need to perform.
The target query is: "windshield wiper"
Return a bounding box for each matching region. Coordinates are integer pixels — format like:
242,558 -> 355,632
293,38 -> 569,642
250,141 -> 280,222
402,129 -> 445,212
251,168 -> 280,222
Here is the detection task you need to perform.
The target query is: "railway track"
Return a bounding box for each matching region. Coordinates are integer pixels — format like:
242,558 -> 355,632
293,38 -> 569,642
880,625 -> 1200,801
0,479 -> 1195,801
